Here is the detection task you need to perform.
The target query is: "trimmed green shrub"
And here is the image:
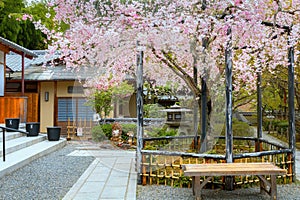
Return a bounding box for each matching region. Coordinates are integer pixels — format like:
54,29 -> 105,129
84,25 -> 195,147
121,123 -> 137,141
92,124 -> 112,142
92,123 -> 138,143
263,119 -> 288,134
92,125 -> 109,142
147,125 -> 178,137
244,115 -> 257,126
277,121 -> 288,134
121,123 -> 137,135
221,118 -> 253,137
100,123 -> 113,138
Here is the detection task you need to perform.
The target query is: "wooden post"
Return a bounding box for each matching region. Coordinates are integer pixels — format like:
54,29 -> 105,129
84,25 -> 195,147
288,153 -> 293,183
225,26 -> 234,190
136,45 -> 144,184
256,59 -> 263,152
192,43 -> 199,151
142,154 -> 147,185
287,38 -> 296,182
21,52 -> 25,96
200,74 -> 207,152
200,0 -> 208,153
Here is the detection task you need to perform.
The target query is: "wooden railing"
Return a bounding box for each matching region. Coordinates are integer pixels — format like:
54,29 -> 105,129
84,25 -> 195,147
140,136 -> 293,187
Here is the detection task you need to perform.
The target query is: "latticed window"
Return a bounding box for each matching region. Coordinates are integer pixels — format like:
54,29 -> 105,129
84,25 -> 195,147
58,98 -> 95,121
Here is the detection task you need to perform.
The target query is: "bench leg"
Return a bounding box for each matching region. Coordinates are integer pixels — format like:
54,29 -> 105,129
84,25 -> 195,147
192,176 -> 212,200
258,175 -> 278,200
270,175 -> 277,200
258,175 -> 269,195
193,176 -> 201,199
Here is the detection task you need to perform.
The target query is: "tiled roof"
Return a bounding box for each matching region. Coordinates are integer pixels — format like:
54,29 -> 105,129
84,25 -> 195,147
0,36 -> 37,58
7,50 -> 130,82
6,50 -> 60,72
10,64 -> 97,81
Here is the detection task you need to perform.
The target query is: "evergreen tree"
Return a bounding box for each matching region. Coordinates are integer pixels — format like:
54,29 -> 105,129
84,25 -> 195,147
0,0 -> 47,49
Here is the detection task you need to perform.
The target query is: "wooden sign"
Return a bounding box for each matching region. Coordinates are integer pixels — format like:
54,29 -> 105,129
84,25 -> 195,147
77,127 -> 83,136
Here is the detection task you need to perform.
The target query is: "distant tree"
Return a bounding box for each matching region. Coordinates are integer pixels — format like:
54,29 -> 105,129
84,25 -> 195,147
0,0 -> 51,49
85,81 -> 134,119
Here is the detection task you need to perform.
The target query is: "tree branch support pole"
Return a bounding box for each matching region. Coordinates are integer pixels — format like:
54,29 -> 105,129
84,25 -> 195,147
256,59 -> 263,152
136,48 -> 144,185
193,51 -> 199,151
200,0 -> 208,153
225,26 -> 234,190
200,78 -> 207,152
288,36 -> 296,182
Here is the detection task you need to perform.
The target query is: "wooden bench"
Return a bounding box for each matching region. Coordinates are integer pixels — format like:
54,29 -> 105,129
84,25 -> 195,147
182,162 -> 287,200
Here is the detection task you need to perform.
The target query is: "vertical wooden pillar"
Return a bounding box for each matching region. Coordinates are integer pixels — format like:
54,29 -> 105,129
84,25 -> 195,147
225,26 -> 234,190
287,39 -> 296,182
256,61 -> 263,152
199,0 -> 208,153
192,46 -> 199,151
21,52 -> 25,96
136,47 -> 144,184
200,78 -> 207,152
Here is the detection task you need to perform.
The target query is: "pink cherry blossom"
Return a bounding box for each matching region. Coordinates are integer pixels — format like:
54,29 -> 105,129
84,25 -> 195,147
29,0 -> 300,95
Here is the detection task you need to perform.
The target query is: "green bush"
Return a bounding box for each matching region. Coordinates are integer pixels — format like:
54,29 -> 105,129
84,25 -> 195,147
147,125 -> 178,137
221,118 -> 254,137
277,121 -> 288,134
92,125 -> 109,142
121,123 -> 137,141
244,115 -> 257,126
232,119 -> 253,137
92,123 -> 138,143
92,124 -> 113,142
144,104 -> 165,118
164,128 -> 178,136
263,119 -> 288,134
100,123 -> 113,138
121,123 -> 137,135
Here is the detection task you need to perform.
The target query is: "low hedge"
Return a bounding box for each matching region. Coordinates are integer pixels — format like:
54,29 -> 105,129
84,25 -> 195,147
263,119 -> 288,134
92,123 -> 137,142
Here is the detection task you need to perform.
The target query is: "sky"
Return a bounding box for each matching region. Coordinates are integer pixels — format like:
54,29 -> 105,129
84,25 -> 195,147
25,0 -> 41,6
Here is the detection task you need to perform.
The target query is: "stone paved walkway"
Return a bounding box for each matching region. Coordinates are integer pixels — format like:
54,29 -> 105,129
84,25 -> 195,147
63,149 -> 137,200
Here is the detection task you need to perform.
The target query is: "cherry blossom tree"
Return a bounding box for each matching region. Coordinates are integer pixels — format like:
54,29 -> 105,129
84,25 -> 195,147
38,0 -> 300,97
31,0 -> 300,150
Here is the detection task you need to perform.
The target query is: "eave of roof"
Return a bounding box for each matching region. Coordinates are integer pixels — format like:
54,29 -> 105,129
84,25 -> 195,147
6,50 -> 61,72
9,65 -> 93,81
0,36 -> 38,59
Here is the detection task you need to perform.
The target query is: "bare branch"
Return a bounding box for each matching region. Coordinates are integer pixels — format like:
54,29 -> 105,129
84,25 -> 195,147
151,47 -> 201,98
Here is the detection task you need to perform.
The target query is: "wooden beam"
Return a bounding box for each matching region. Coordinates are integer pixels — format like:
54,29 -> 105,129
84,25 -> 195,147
0,44 -> 10,54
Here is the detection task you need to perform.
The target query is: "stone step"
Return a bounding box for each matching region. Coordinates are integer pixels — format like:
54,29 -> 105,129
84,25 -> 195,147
0,138 -> 66,178
0,131 -> 24,141
0,134 -> 47,155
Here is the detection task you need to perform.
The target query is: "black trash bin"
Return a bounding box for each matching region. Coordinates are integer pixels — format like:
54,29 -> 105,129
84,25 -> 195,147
26,122 -> 40,136
5,118 -> 20,132
47,127 -> 61,141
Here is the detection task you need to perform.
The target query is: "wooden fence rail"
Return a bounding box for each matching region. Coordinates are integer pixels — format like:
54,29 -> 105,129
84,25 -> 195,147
140,136 -> 293,187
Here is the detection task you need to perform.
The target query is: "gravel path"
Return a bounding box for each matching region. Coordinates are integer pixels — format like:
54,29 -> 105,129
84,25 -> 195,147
137,184 -> 300,200
0,142 -> 95,200
1,140 -> 299,200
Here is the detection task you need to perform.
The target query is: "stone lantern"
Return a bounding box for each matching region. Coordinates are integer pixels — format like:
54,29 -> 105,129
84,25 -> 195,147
161,105 -> 192,133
